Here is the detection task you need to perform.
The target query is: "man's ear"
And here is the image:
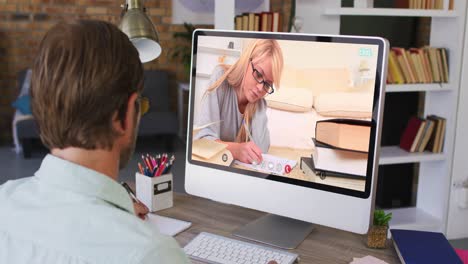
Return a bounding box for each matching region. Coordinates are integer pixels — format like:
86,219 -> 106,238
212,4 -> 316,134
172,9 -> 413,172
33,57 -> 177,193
113,92 -> 139,136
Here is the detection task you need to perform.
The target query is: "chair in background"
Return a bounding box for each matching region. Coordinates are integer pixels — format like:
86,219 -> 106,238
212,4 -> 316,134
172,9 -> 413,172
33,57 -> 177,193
13,69 -> 40,158
15,69 -> 178,158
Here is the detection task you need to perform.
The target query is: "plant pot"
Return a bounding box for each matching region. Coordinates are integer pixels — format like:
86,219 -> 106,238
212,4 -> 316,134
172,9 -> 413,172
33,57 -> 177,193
367,225 -> 388,249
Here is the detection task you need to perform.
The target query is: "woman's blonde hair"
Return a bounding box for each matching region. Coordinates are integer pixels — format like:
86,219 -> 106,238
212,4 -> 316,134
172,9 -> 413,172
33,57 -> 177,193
207,39 -> 284,143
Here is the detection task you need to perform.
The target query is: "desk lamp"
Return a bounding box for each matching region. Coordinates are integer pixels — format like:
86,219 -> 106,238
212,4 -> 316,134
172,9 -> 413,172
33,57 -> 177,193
119,0 -> 161,63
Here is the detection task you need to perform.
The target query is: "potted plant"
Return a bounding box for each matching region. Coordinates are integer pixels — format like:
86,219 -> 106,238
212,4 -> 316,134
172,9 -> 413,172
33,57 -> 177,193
367,209 -> 392,249
171,22 -> 196,81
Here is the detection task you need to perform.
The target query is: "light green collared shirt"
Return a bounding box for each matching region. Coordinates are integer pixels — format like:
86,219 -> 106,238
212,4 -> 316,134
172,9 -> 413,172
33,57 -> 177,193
0,154 -> 189,264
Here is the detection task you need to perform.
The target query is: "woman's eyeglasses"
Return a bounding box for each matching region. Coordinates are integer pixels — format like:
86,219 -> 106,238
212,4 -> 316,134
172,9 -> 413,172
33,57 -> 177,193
250,59 -> 274,94
137,96 -> 150,117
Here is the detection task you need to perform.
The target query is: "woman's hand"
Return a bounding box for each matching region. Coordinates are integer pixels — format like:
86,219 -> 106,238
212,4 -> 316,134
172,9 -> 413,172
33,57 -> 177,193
133,201 -> 149,220
229,141 -> 263,164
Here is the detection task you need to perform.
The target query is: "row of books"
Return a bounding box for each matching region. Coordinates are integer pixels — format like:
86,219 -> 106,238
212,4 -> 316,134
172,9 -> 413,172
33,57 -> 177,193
301,119 -> 371,179
234,12 -> 282,32
387,47 -> 449,84
399,115 -> 446,153
395,0 -> 454,9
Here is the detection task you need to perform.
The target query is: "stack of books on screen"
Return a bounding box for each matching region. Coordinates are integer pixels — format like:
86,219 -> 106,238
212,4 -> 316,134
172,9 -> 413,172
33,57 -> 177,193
300,119 -> 371,179
234,12 -> 282,32
390,229 -> 462,264
395,0 -> 454,10
387,47 -> 449,84
399,115 -> 446,153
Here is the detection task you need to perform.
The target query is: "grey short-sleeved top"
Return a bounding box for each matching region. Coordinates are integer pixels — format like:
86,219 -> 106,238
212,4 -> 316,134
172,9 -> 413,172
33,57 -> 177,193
194,66 -> 270,153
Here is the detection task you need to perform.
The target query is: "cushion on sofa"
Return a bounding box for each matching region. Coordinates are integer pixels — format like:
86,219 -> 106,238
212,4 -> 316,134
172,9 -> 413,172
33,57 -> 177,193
265,87 -> 314,113
314,92 -> 373,118
12,95 -> 32,115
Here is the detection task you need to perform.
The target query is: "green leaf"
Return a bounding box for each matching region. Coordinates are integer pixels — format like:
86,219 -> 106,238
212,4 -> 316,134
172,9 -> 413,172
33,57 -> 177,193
373,210 -> 392,226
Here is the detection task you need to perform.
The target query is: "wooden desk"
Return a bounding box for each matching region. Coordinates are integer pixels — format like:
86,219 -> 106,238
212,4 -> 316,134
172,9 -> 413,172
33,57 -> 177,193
158,193 -> 400,264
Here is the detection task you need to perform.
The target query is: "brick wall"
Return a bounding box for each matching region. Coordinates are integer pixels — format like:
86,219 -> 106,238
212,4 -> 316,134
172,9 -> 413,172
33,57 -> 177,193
0,0 -> 291,145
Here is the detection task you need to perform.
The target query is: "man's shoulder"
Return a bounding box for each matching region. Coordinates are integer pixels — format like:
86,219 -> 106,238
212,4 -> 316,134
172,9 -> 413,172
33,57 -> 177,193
0,176 -> 35,198
1,193 -> 185,263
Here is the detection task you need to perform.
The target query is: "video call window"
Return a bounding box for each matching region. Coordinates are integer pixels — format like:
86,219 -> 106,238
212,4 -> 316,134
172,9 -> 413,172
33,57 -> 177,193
189,35 -> 381,193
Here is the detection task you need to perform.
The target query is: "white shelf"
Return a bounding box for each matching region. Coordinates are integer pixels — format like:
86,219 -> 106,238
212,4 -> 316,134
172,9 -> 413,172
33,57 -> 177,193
379,146 -> 446,165
386,83 -> 450,93
196,72 -> 211,78
324,8 -> 458,17
198,46 -> 241,57
386,207 -> 443,237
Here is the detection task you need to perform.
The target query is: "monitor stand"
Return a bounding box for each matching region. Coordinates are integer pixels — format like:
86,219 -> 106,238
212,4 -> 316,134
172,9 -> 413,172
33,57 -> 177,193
232,214 -> 314,249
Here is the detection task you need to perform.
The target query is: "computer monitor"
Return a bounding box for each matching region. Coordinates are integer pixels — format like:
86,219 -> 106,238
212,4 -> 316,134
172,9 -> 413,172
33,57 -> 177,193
185,29 -> 388,249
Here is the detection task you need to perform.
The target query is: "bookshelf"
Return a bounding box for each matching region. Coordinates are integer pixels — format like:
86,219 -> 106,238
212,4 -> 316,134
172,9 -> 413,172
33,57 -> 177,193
213,0 -> 467,238
324,7 -> 458,17
387,207 -> 442,233
386,83 -> 449,92
379,146 -> 446,165
296,0 -> 466,238
198,46 -> 241,57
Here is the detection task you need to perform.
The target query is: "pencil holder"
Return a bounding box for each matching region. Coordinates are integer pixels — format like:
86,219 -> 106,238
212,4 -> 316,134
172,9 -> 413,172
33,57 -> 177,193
135,172 -> 173,212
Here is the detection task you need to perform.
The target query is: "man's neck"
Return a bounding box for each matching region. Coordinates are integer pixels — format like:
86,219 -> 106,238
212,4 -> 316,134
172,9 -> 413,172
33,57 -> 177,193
51,147 -> 120,180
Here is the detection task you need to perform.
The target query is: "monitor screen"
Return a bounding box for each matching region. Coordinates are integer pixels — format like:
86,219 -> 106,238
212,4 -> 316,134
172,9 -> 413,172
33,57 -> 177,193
187,30 -> 386,199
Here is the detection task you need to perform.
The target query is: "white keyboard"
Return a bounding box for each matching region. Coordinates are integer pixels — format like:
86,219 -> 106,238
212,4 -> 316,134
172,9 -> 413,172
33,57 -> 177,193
183,232 -> 299,264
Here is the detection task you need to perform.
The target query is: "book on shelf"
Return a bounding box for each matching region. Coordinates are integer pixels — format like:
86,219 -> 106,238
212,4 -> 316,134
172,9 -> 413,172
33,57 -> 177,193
315,119 -> 371,153
248,13 -> 255,31
233,11 -> 281,32
395,0 -> 409,8
260,12 -> 271,32
272,12 -> 281,32
399,115 -> 446,153
410,119 -> 427,152
254,14 -> 260,31
402,0 -> 448,9
301,138 -> 368,179
390,229 -> 462,264
241,13 -> 249,31
387,47 -> 449,85
393,47 -> 417,84
234,15 -> 242,31
388,51 -> 405,84
440,48 -> 449,82
400,117 -> 424,152
416,118 -> 435,152
426,115 -> 446,153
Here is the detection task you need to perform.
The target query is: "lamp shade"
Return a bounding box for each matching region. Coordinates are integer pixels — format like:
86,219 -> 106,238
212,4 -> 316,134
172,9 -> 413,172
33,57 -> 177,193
119,2 -> 161,63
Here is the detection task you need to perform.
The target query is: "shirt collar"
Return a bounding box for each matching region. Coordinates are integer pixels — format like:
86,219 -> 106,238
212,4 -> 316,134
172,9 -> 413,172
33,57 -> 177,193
35,154 -> 135,215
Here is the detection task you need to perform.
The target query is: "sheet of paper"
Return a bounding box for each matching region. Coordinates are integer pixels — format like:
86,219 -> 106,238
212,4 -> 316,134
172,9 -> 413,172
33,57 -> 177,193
145,214 -> 192,237
192,138 -> 227,160
234,154 -> 297,176
193,120 -> 223,136
350,255 -> 388,264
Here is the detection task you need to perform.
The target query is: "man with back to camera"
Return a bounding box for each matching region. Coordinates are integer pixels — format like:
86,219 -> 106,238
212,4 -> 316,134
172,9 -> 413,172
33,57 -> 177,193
0,20 -> 189,263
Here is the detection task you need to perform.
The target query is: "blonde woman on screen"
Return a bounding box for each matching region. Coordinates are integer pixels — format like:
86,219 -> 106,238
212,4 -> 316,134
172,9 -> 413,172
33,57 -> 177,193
194,39 -> 284,164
